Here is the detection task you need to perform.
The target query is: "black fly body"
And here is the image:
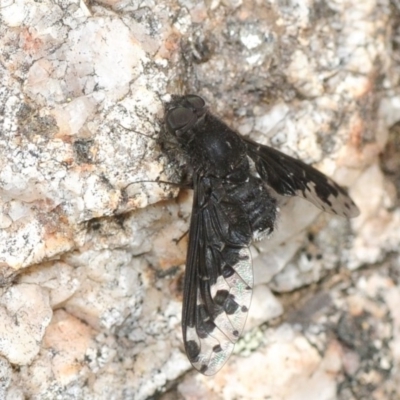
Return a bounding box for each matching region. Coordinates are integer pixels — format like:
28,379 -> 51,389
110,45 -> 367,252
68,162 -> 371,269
164,94 -> 359,375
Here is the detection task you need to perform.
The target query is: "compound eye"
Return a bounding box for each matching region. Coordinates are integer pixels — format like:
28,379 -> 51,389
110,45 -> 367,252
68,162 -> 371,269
185,95 -> 206,110
167,107 -> 194,133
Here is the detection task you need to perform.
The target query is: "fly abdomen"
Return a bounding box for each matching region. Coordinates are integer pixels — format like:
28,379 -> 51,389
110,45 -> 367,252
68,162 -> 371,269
225,177 -> 277,239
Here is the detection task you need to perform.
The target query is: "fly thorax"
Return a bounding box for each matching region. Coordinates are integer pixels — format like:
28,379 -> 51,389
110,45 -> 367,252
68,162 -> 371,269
193,127 -> 247,177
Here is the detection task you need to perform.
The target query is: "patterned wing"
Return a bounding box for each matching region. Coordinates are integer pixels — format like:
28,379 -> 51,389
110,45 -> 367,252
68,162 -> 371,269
182,174 -> 253,375
243,137 -> 360,218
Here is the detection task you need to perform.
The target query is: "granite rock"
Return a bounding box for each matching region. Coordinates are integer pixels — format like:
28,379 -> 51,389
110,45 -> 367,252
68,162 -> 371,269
1,0 -> 399,399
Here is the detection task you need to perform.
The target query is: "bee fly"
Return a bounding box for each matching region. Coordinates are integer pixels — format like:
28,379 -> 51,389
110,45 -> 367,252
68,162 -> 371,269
164,94 -> 359,375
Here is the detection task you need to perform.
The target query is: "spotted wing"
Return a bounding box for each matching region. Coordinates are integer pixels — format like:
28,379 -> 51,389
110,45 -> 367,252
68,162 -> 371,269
243,137 -> 360,218
182,174 -> 253,376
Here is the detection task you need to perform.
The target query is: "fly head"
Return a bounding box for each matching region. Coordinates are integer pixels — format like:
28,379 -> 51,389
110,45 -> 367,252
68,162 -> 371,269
165,95 -> 207,141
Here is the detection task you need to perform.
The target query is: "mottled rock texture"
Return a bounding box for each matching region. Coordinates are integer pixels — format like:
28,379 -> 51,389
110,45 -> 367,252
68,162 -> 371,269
1,0 -> 399,399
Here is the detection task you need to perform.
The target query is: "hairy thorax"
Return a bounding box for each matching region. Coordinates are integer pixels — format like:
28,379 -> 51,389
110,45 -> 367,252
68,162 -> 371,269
188,114 -> 248,178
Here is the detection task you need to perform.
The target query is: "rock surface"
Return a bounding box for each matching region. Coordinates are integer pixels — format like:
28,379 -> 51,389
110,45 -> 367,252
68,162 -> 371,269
1,0 -> 399,399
